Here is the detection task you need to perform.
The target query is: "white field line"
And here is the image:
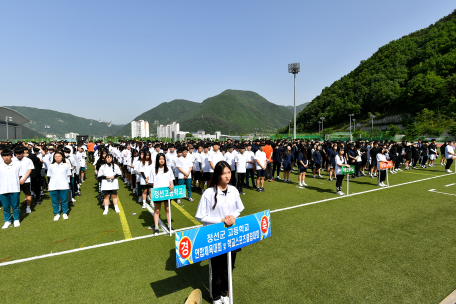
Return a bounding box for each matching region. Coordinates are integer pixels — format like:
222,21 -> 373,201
445,183 -> 456,187
428,189 -> 456,197
1,173 -> 453,268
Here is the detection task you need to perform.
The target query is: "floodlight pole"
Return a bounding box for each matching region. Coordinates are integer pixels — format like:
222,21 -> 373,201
5,116 -> 12,140
288,62 -> 300,140
370,115 -> 375,133
45,125 -> 50,138
320,117 -> 325,133
318,121 -> 321,137
348,114 -> 354,141
352,119 -> 356,139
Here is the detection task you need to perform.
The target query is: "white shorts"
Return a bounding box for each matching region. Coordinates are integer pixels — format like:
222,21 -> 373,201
429,154 -> 436,160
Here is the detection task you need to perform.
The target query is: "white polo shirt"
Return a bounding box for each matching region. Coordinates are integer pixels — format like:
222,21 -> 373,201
335,155 -> 347,175
47,162 -> 71,191
0,161 -> 22,194
195,185 -> 245,226
235,153 -> 247,173
98,164 -> 121,191
201,152 -> 211,173
177,155 -> 193,179
136,161 -> 151,185
445,145 -> 455,160
245,150 -> 255,169
17,157 -> 35,183
224,152 -> 236,171
193,152 -> 202,171
254,150 -> 267,170
149,167 -> 174,188
209,151 -> 224,172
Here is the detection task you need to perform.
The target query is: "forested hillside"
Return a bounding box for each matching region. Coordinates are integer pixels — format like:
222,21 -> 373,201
294,9 -> 456,133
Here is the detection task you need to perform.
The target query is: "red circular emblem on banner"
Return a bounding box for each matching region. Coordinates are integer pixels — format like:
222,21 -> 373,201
261,216 -> 269,234
179,237 -> 192,259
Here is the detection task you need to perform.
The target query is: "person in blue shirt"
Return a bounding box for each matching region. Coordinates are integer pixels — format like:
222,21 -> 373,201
282,146 -> 294,183
312,145 -> 322,178
297,146 -> 309,187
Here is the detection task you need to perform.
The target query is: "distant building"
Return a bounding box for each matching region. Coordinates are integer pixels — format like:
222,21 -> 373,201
0,106 -> 30,139
65,132 -> 79,139
46,134 -> 56,139
131,120 -> 150,138
157,122 -> 181,140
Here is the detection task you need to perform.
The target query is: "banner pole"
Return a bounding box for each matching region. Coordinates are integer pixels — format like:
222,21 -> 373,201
347,172 -> 349,195
227,251 -> 234,304
168,199 -> 172,236
386,169 -> 389,187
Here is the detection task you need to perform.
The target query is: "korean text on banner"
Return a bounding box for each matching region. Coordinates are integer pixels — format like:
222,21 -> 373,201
380,161 -> 393,170
150,185 -> 186,202
341,166 -> 355,175
175,210 -> 271,268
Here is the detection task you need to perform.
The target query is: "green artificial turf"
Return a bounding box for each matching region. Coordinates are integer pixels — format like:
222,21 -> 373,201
1,160 -> 456,303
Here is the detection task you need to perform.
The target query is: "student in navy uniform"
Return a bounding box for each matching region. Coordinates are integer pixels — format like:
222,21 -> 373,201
195,161 -> 245,304
312,145 -> 322,178
428,139 -> 438,167
272,143 -> 283,180
282,145 -> 294,183
1,149 -> 22,229
297,146 -> 308,187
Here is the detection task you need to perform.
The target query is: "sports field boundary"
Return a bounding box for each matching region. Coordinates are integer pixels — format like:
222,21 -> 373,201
0,172 -> 453,268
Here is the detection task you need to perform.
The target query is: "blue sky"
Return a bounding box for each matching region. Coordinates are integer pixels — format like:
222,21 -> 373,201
1,1 -> 454,125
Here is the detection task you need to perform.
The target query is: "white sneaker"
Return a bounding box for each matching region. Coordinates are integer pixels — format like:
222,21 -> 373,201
276,176 -> 281,180
336,191 -> 343,195
446,169 -> 452,173
177,199 -> 181,204
318,175 -> 323,178
340,191 -> 345,195
26,207 -> 31,214
114,206 -> 120,213
221,296 -> 229,304
188,197 -> 194,202
302,182 -> 307,186
54,214 -> 60,221
142,203 -> 147,209
2,221 -> 11,229
381,182 -> 387,187
213,299 -> 224,304
62,214 -> 68,220
138,197 -> 143,203
13,220 -> 20,227
298,182 -> 302,187
103,209 -> 109,215
72,198 -> 76,203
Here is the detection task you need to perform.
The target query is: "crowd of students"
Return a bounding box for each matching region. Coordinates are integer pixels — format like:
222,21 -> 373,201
0,138 -> 455,230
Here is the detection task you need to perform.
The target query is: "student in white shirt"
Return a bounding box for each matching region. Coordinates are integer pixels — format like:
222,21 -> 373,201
148,153 -> 174,236
136,151 -> 152,209
15,148 -> 35,214
195,161 -> 244,304
177,147 -> 194,203
98,154 -> 122,214
76,146 -> 87,183
224,145 -> 236,187
376,146 -> 389,187
200,145 -> 212,192
193,145 -> 204,193
209,142 -> 224,178
1,149 -> 22,229
255,143 -> 267,192
445,141 -> 455,172
234,145 -> 247,195
245,144 -> 256,189
335,148 -> 350,195
47,152 -> 72,221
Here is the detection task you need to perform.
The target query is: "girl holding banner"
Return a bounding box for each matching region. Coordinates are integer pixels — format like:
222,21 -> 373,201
376,146 -> 389,187
148,153 -> 174,236
195,161 -> 245,304
335,148 -> 350,196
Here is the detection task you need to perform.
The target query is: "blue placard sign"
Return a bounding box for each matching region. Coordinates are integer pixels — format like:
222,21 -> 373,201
150,185 -> 186,202
175,210 -> 271,268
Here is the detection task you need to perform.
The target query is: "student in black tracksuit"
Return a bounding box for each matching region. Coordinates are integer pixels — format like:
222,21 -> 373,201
421,142 -> 429,168
412,143 -> 420,169
272,144 -> 283,179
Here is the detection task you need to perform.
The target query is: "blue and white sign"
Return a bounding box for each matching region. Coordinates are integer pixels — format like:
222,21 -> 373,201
150,185 -> 186,202
175,210 -> 271,268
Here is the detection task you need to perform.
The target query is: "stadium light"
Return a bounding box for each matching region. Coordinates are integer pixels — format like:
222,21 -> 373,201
320,117 -> 325,132
44,125 -> 50,138
5,116 -> 12,140
288,62 -> 300,140
370,114 -> 375,132
348,113 -> 354,141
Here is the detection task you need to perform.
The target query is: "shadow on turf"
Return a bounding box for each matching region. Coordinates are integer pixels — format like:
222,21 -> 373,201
150,249 -> 211,303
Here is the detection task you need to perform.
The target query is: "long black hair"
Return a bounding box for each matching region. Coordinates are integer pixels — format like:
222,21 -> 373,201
209,161 -> 231,210
155,153 -> 169,174
102,153 -> 114,168
51,151 -> 66,164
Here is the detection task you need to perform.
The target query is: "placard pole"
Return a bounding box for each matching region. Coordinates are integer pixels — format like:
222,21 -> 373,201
227,251 -> 234,304
347,172 -> 349,195
168,199 -> 172,236
386,169 -> 389,187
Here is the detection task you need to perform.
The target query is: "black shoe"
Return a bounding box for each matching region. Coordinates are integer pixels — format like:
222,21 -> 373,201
154,229 -> 159,236
257,188 -> 261,192
36,201 -> 42,205
260,187 -> 265,192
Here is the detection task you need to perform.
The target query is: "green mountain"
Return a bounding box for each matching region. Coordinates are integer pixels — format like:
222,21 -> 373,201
6,106 -> 124,138
22,126 -> 45,139
116,90 -> 297,136
286,102 -> 310,114
293,9 -> 456,132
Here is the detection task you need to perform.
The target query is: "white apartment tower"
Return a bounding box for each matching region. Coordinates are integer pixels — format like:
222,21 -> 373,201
157,122 -> 179,139
131,120 -> 150,138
